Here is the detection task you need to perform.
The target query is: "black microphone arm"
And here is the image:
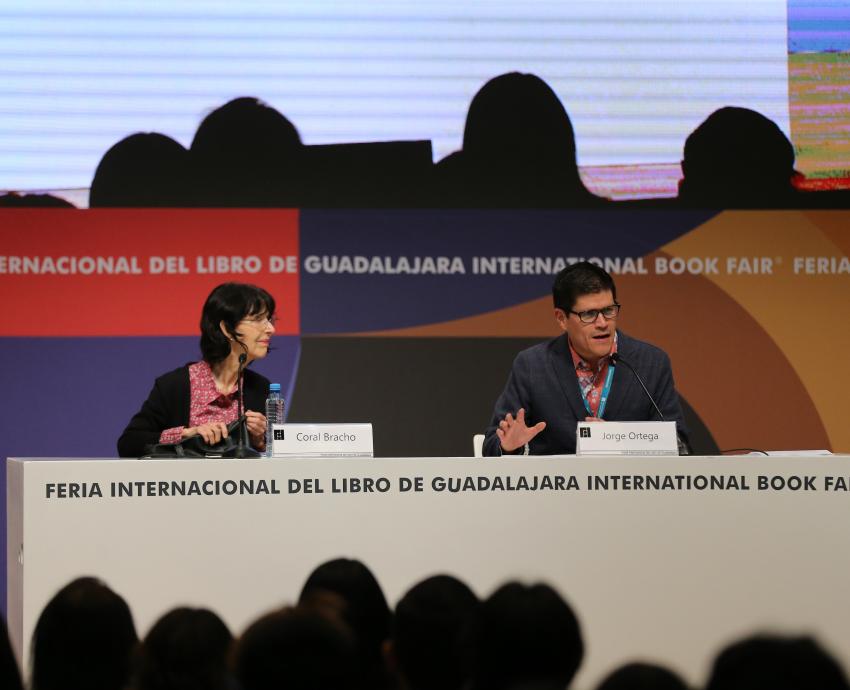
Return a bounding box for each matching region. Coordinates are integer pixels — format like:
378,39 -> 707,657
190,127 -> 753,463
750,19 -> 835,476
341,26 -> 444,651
224,344 -> 261,458
609,352 -> 690,455
610,352 -> 666,421
237,352 -> 249,448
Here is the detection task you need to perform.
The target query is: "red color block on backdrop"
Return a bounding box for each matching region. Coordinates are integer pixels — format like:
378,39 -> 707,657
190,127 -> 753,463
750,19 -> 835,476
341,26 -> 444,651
0,209 -> 300,336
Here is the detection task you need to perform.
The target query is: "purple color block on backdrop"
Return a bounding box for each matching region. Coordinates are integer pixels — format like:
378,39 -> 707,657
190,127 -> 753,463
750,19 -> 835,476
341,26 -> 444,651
1,335 -> 301,615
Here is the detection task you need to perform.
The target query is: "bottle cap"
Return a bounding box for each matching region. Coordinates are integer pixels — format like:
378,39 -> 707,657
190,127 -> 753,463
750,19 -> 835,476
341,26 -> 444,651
269,383 -> 281,391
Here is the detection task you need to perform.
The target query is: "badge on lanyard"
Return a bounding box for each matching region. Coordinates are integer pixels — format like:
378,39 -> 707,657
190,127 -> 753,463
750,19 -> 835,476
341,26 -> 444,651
581,362 -> 615,419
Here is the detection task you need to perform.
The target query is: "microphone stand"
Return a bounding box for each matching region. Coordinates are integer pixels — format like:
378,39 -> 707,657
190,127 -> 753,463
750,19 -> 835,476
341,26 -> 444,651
610,352 -> 691,456
224,349 -> 261,459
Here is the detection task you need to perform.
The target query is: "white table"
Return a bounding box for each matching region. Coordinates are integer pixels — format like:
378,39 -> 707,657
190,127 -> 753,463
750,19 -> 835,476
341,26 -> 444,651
7,455 -> 850,688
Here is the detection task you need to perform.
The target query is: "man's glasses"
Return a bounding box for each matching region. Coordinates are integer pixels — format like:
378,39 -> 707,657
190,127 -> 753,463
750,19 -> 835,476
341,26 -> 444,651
569,304 -> 621,323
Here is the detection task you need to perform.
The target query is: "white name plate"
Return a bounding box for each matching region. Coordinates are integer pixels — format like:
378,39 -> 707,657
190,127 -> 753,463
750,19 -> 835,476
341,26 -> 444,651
271,423 -> 374,458
576,421 -> 678,456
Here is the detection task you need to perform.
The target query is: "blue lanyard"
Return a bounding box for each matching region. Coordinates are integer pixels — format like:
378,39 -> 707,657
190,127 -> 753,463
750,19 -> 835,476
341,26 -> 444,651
581,361 -> 615,419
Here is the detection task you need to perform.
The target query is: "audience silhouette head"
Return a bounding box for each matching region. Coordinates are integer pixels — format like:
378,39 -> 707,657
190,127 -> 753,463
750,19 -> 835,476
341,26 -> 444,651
234,605 -> 356,690
388,574 -> 479,690
706,633 -> 849,690
190,96 -> 303,206
17,568 -> 850,690
469,581 -> 584,690
679,106 -> 797,207
1,614 -> 22,690
449,72 -> 602,207
595,662 -> 688,690
463,72 -> 576,167
0,192 -> 74,207
90,132 -> 190,207
136,607 -> 232,690
299,557 -> 393,690
30,576 -> 137,690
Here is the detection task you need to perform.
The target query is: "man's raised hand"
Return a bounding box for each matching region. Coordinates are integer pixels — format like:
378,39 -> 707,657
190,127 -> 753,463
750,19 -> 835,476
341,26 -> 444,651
496,408 -> 546,453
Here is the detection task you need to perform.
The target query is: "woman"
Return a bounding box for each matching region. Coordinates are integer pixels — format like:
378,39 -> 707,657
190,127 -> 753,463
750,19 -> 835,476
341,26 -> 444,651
117,282 -> 275,457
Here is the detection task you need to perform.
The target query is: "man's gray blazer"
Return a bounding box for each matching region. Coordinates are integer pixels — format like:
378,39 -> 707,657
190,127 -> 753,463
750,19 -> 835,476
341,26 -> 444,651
483,331 -> 688,456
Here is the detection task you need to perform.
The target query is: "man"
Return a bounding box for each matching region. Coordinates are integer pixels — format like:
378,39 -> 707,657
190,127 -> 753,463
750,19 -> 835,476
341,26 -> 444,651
483,261 -> 688,455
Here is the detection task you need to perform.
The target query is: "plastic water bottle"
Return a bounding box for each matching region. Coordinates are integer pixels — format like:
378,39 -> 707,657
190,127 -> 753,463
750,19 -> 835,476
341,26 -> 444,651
265,383 -> 285,457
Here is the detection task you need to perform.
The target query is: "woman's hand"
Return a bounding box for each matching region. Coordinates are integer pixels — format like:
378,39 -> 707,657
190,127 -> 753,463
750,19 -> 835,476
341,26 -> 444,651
245,410 -> 268,450
182,422 -> 229,446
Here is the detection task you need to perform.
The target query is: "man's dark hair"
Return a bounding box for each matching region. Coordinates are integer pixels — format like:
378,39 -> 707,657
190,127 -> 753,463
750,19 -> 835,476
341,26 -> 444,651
391,574 -> 479,690
595,662 -> 688,690
706,633 -> 849,690
136,607 -> 233,690
30,577 -> 137,690
552,261 -> 617,312
469,582 -> 584,690
234,606 -> 356,690
199,282 -> 275,364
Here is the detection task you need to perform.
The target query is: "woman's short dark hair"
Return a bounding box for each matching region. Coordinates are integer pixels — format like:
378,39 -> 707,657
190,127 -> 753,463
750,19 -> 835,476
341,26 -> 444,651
199,283 -> 275,364
31,577 -> 137,690
552,261 -> 616,312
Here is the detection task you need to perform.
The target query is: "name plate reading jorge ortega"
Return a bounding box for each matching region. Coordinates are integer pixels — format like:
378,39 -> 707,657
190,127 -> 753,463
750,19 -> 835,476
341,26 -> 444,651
576,421 -> 678,456
271,424 -> 374,458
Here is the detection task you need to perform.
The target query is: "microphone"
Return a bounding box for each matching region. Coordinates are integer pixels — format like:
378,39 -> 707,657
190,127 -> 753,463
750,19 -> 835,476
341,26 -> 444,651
224,342 -> 261,458
609,352 -> 665,421
609,352 -> 690,455
237,352 -> 248,445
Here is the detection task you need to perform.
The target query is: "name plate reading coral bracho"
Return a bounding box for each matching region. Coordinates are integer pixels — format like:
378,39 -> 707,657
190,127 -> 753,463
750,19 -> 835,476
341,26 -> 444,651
271,424 -> 374,458
576,421 -> 678,456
